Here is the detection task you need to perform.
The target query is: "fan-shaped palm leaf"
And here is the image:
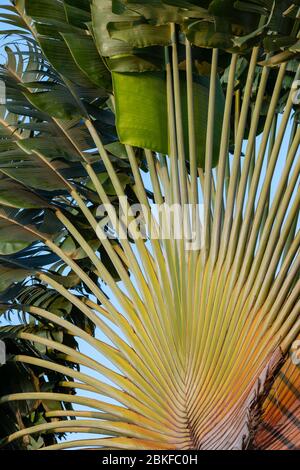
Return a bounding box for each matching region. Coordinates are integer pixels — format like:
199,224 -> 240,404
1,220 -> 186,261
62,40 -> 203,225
0,0 -> 299,450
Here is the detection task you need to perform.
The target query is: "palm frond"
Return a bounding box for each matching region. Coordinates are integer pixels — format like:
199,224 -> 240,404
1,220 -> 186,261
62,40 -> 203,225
0,0 -> 299,450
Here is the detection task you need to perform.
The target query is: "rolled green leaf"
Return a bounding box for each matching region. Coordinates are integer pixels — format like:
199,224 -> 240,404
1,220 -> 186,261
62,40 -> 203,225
112,71 -> 225,167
